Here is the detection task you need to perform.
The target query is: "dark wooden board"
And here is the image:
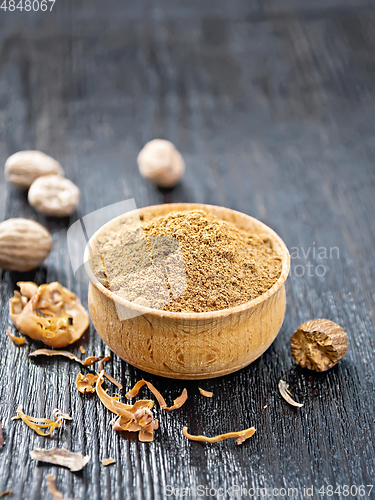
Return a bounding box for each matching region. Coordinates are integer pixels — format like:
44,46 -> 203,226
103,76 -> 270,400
0,1 -> 375,499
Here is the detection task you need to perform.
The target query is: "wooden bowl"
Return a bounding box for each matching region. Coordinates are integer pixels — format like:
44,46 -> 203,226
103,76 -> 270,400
84,203 -> 290,380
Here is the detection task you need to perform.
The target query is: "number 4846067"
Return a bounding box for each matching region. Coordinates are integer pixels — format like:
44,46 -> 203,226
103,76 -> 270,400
1,0 -> 56,11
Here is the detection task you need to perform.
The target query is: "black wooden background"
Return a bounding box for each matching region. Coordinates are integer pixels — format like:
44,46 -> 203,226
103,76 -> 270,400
0,1 -> 375,499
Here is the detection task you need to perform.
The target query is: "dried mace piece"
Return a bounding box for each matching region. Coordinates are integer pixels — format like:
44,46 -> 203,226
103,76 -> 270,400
183,426 -> 256,445
0,491 -> 12,498
9,281 -> 89,348
12,407 -> 71,437
46,475 -> 75,500
290,319 -> 348,372
101,457 -> 115,466
76,372 -> 98,393
198,388 -> 213,398
30,448 -> 89,471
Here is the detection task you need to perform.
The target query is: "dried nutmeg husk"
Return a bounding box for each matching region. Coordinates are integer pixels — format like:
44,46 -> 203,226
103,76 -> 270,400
291,319 -> 348,372
9,281 -> 89,348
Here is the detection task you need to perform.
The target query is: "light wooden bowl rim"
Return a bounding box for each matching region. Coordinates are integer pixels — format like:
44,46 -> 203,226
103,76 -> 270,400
84,203 -> 290,320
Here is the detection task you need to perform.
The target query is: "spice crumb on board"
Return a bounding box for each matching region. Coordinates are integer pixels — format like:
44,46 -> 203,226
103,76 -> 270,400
92,210 -> 282,313
0,490 -> 12,498
278,380 -> 303,408
101,457 -> 115,466
199,388 -> 213,398
46,474 -> 75,500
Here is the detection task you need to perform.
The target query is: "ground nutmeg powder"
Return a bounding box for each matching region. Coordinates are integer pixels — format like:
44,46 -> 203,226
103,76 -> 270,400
93,210 -> 282,313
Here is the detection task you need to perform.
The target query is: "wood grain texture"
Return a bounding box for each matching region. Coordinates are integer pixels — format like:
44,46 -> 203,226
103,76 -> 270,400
0,1 -> 375,499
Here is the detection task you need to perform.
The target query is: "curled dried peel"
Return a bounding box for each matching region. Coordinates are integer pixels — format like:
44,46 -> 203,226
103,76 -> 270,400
125,380 -> 188,411
198,388 -> 213,398
29,348 -> 103,367
101,457 -> 115,466
98,355 -> 123,389
278,380 -> 303,408
96,371 -> 137,419
7,327 -> 26,345
9,282 -> 89,348
95,371 -> 158,442
183,426 -> 256,445
11,407 -> 71,437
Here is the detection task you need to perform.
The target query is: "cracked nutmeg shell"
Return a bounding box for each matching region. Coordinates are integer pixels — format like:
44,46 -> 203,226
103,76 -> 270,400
290,319 -> 348,371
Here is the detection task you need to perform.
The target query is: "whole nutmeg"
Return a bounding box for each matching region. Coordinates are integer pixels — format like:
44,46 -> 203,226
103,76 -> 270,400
0,218 -> 53,272
5,150 -> 64,189
137,139 -> 185,188
290,318 -> 348,371
28,175 -> 80,217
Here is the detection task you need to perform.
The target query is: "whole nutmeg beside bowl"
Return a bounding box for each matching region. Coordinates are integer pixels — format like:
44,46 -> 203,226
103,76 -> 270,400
5,150 -> 64,189
137,139 -> 185,188
0,218 -> 53,272
28,175 -> 80,217
84,203 -> 290,379
290,318 -> 348,371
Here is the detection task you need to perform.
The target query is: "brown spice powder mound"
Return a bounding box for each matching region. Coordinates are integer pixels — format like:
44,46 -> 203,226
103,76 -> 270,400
93,210 -> 282,313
